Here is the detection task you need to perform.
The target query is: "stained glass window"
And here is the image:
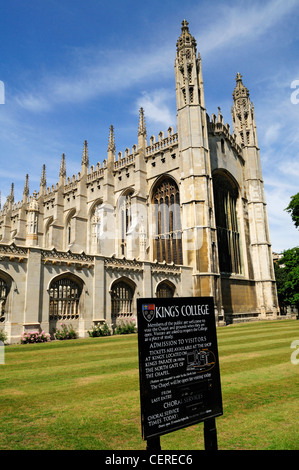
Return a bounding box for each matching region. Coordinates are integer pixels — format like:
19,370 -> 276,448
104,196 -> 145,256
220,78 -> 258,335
152,178 -> 183,265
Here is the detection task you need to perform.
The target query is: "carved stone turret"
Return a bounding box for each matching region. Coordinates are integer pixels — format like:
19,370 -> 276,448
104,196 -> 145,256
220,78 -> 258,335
26,190 -> 39,246
231,73 -> 258,148
175,20 -> 216,301
232,72 -> 277,317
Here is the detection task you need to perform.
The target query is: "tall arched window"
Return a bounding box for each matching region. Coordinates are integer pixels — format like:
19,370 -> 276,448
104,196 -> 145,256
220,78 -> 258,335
49,275 -> 82,321
111,279 -> 134,321
91,202 -> 103,253
65,210 -> 76,248
152,177 -> 183,264
0,278 -> 9,323
119,191 -> 133,256
213,172 -> 242,274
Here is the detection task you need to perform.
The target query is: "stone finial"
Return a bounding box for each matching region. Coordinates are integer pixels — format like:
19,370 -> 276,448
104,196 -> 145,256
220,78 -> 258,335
59,153 -> 66,178
108,125 -> 115,153
138,108 -> 146,137
23,174 -> 29,198
8,183 -> 14,204
82,140 -> 89,166
40,164 -> 46,188
217,106 -> 223,123
181,19 -> 189,32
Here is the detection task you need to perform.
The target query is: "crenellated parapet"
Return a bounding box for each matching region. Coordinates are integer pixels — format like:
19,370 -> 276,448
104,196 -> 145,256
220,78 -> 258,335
207,111 -> 243,157
10,201 -> 23,213
86,166 -> 105,186
145,128 -> 178,157
114,152 -> 136,170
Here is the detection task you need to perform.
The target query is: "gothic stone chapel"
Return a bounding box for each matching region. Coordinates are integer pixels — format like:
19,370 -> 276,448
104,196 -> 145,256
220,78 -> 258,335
0,21 -> 279,343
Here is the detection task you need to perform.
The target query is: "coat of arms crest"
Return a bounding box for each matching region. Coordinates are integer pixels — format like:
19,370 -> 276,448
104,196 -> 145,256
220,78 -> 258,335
142,304 -> 155,322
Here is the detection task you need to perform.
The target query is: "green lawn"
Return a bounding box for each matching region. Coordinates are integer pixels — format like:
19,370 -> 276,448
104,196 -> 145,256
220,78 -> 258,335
0,320 -> 298,450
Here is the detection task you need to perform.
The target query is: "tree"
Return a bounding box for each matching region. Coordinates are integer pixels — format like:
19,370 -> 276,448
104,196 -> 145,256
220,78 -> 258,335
274,247 -> 299,312
275,194 -> 299,314
285,193 -> 299,229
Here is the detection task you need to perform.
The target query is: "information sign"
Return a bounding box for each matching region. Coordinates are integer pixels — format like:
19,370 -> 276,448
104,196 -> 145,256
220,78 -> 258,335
137,297 -> 223,440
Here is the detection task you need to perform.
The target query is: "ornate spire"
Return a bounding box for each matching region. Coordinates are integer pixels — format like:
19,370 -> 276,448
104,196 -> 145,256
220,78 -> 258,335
233,72 -> 250,101
175,19 -> 201,108
40,164 -> 46,188
231,73 -> 257,148
138,108 -> 146,137
59,153 -> 66,179
176,19 -> 197,52
82,140 -> 89,166
107,125 -> 115,153
23,174 -> 29,199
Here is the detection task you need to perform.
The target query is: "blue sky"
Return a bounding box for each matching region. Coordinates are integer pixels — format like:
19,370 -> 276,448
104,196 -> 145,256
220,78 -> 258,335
0,0 -> 298,252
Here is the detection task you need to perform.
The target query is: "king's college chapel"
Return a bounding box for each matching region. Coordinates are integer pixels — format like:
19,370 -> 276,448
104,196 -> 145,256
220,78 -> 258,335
0,21 -> 279,343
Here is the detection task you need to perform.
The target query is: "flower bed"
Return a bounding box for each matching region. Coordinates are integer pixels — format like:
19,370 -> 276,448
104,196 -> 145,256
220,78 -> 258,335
20,331 -> 51,344
114,317 -> 136,335
88,322 -> 112,337
54,323 -> 78,340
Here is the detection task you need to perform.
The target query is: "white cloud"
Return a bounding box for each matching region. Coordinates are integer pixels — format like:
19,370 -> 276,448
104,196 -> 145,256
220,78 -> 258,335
263,123 -> 282,146
14,45 -> 173,112
279,159 -> 299,177
266,192 -> 298,252
264,169 -> 298,252
12,0 -> 298,115
198,0 -> 298,57
136,89 -> 176,130
16,93 -> 51,112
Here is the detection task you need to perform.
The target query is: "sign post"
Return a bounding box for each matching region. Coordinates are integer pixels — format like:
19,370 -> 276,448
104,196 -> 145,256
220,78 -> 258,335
137,297 -> 223,450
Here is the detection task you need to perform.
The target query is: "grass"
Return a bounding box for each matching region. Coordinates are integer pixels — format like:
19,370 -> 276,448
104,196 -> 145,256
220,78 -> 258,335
0,320 -> 298,450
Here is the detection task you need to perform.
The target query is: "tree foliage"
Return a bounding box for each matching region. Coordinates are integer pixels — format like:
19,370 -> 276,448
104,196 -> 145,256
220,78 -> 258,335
274,247 -> 299,308
285,192 -> 299,229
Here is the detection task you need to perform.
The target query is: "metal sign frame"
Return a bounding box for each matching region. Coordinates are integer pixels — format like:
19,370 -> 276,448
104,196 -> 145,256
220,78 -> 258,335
137,296 -> 223,441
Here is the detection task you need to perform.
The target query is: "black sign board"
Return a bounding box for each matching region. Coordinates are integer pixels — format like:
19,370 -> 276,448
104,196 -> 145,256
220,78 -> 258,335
137,297 -> 223,440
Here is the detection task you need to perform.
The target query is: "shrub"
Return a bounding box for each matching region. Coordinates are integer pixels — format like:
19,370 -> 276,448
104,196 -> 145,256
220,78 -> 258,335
0,329 -> 7,344
54,323 -> 78,340
114,317 -> 136,335
88,322 -> 112,337
20,331 -> 51,344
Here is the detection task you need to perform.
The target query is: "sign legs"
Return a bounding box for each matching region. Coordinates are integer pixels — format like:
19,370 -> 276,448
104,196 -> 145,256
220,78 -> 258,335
146,420 -> 218,451
146,436 -> 161,451
204,418 -> 218,450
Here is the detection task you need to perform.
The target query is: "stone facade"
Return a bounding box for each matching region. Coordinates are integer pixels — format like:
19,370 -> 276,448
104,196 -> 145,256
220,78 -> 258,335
0,21 -> 279,343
